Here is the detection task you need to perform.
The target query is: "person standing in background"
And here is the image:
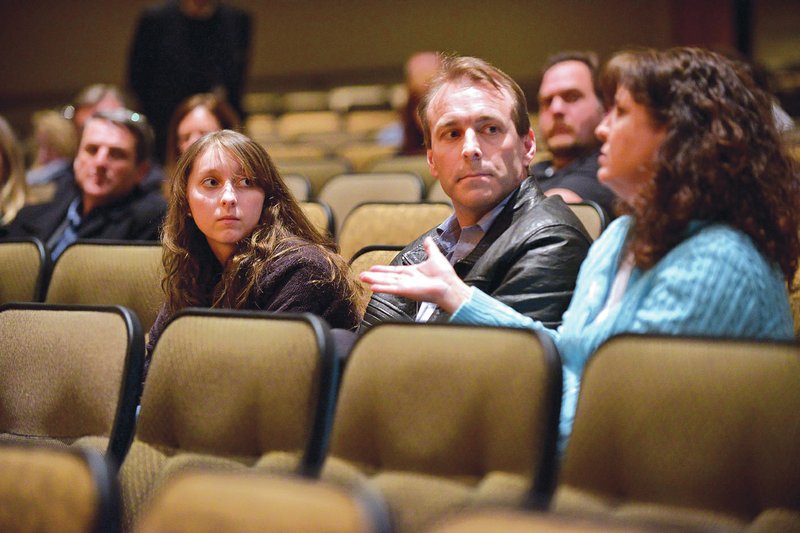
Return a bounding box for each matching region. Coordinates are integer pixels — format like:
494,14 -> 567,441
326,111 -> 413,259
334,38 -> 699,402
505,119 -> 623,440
128,0 -> 251,163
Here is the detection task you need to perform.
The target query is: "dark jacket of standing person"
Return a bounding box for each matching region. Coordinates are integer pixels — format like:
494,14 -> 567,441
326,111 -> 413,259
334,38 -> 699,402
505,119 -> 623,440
128,0 -> 251,162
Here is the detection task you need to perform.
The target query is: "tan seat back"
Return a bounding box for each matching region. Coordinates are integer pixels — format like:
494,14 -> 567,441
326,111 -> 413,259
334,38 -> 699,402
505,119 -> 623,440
338,202 -> 452,261
426,179 -> 452,206
119,309 -> 336,529
566,201 -> 608,241
276,158 -> 351,197
277,110 -> 342,141
0,444 -> 120,533
283,173 -> 312,201
318,173 -> 424,235
555,334 -> 800,529
45,241 -> 164,332
299,200 -> 334,237
370,154 -> 435,191
0,303 -> 144,467
325,322 -> 562,532
348,246 -> 403,309
136,471 -> 391,533
0,238 -> 47,304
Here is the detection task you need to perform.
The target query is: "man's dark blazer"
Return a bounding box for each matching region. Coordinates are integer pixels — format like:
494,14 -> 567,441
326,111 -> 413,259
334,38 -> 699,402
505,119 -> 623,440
4,179 -> 166,246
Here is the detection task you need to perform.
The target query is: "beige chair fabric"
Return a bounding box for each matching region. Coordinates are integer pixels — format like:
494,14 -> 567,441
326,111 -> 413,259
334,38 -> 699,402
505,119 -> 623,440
426,179 -> 452,206
0,238 -> 47,305
283,173 -> 312,201
349,247 -> 403,277
136,471 -> 391,533
265,143 -> 329,161
118,309 -> 336,530
45,241 -> 164,333
281,91 -> 330,113
244,113 -> 277,145
0,303 -> 144,468
318,173 -> 424,235
0,444 -> 120,533
427,509 -> 653,533
336,143 -> 397,172
323,323 -> 562,533
369,154 -> 436,190
565,201 -> 608,241
243,92 -> 282,115
343,110 -> 397,137
338,202 -> 453,261
553,334 -> 800,532
276,158 -> 351,197
329,85 -> 389,113
299,201 -> 334,237
276,111 -> 342,142
348,246 -> 404,310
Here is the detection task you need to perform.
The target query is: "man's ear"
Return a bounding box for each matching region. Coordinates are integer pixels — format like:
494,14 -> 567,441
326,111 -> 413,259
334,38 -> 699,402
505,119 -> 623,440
522,128 -> 536,165
427,148 -> 438,178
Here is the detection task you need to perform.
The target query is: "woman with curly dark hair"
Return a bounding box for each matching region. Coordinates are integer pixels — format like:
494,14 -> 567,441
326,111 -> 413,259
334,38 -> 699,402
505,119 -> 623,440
145,130 -> 363,375
359,47 -> 800,448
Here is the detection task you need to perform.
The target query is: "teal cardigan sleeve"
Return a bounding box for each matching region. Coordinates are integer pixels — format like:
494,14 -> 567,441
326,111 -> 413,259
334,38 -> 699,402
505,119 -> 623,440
451,287 -> 560,341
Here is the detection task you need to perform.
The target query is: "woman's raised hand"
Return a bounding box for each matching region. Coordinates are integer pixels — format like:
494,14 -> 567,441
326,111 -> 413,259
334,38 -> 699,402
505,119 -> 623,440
359,237 -> 472,314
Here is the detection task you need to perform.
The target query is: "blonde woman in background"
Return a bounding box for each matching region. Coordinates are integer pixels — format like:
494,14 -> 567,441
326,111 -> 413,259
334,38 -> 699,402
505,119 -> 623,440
0,115 -> 27,232
25,110 -> 77,203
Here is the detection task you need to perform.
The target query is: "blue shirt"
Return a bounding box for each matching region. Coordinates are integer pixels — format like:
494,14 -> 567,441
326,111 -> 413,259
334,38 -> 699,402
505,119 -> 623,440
415,192 -> 513,321
48,197 -> 82,260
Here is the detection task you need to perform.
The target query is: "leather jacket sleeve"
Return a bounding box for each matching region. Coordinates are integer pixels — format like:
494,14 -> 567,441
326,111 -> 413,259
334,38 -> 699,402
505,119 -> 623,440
463,209 -> 590,329
357,233 -> 433,334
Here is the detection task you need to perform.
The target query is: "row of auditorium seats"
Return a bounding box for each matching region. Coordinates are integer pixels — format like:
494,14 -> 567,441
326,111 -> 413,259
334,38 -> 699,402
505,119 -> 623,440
304,192 -> 606,248
247,110 -> 398,152
239,83 -> 550,163
242,85 -> 402,158
0,197 -> 605,327
1,303 -> 798,532
243,85 -> 406,116
0,239 -> 164,331
276,156 -> 434,198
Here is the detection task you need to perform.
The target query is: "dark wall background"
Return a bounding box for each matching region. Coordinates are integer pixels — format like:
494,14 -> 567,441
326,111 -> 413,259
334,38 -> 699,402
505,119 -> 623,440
1,0 -> 798,135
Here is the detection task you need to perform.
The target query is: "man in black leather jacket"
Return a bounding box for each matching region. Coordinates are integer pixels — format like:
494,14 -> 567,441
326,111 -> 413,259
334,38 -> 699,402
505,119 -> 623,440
359,55 -> 591,333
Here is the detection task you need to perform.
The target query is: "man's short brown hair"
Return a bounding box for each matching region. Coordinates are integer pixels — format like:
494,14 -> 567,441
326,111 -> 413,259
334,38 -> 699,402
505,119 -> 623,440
418,55 -> 530,148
